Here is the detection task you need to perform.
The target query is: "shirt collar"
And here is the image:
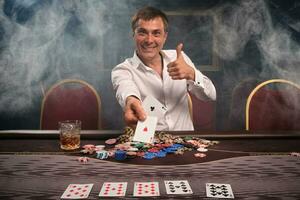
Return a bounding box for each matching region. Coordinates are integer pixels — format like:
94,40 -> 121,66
131,50 -> 169,69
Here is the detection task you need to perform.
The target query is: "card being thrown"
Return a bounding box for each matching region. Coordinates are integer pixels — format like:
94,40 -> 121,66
142,95 -> 167,119
206,183 -> 234,198
133,116 -> 157,143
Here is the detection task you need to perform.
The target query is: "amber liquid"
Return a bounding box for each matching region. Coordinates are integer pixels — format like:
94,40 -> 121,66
60,131 -> 80,150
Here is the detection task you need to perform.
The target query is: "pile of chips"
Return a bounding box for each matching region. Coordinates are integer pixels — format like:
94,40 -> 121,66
80,127 -> 219,161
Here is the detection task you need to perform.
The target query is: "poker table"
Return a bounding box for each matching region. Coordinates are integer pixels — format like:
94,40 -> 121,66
0,130 -> 300,199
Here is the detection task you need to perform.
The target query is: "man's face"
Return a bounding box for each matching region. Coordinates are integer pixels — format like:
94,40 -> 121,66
133,17 -> 167,62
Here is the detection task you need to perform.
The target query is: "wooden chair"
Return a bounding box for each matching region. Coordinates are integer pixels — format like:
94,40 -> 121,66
40,79 -> 101,130
245,79 -> 300,131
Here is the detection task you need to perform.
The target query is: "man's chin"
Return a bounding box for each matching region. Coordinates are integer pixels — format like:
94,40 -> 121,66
139,52 -> 156,60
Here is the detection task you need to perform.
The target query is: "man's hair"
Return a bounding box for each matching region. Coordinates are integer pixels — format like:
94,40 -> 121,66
131,6 -> 168,33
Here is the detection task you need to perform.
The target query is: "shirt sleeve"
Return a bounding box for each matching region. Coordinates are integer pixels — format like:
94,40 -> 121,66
182,52 -> 217,101
111,64 -> 141,109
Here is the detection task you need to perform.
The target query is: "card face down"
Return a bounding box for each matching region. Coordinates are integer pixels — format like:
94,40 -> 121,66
61,184 -> 93,199
133,116 -> 157,143
142,95 -> 167,119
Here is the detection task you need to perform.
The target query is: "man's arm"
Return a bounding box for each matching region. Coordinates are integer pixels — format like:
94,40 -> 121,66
111,65 -> 146,128
167,43 -> 216,101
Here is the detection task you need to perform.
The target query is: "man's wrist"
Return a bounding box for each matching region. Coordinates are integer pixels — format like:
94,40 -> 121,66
126,95 -> 140,105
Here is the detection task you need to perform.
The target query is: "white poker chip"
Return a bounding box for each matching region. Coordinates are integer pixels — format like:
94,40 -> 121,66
197,147 -> 208,152
95,145 -> 105,150
194,153 -> 206,158
128,147 -> 139,152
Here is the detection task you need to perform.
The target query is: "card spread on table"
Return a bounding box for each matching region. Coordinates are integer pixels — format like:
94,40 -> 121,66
98,182 -> 127,197
164,180 -> 193,195
142,95 -> 167,119
206,183 -> 234,198
133,182 -> 160,197
61,184 -> 93,199
133,116 -> 157,143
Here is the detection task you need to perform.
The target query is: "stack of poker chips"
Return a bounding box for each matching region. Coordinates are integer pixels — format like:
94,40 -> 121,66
79,127 -> 219,161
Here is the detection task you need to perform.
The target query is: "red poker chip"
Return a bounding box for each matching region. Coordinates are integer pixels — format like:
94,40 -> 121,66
105,138 -> 117,145
148,148 -> 159,153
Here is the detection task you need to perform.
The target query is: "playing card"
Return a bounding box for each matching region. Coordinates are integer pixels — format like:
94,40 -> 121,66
164,180 -> 193,195
133,116 -> 157,143
98,182 -> 127,197
142,95 -> 167,119
61,184 -> 93,199
206,183 -> 234,198
133,182 -> 160,197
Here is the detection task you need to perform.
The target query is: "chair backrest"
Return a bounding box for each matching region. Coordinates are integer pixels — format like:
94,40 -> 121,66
245,79 -> 300,131
40,79 -> 101,130
189,93 -> 216,130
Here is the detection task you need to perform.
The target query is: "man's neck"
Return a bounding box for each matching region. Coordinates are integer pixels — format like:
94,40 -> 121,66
138,53 -> 163,77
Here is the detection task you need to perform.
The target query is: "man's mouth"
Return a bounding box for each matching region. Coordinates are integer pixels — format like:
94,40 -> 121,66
141,45 -> 157,51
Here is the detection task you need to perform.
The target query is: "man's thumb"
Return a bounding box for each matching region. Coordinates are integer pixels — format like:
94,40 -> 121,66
176,43 -> 183,59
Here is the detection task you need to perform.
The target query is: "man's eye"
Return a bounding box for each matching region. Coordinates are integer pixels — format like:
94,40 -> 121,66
153,32 -> 161,36
137,30 -> 147,35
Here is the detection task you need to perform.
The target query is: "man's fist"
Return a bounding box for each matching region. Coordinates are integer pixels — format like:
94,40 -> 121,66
167,43 -> 195,81
124,96 -> 146,128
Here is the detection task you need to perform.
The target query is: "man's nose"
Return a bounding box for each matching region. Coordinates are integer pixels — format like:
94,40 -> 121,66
145,33 -> 154,43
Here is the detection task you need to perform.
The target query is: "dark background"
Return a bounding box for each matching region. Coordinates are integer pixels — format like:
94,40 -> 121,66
0,0 -> 299,130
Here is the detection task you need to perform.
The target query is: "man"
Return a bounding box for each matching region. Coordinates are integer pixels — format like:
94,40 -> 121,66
111,6 -> 216,131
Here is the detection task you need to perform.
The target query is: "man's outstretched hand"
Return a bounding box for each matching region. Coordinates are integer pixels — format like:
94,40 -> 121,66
124,96 -> 146,128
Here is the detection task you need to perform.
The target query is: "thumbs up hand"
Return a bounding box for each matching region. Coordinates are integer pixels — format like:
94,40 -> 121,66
167,43 -> 195,81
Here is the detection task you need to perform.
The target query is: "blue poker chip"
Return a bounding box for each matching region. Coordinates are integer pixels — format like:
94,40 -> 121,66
163,148 -> 177,153
156,151 -> 167,158
171,144 -> 184,148
114,150 -> 127,161
143,152 -> 156,160
143,154 -> 155,160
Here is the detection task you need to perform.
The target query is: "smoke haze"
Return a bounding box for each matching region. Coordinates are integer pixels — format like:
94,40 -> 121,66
0,0 -> 299,129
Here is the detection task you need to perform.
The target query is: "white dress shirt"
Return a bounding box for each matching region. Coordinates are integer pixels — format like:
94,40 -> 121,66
111,50 -> 216,131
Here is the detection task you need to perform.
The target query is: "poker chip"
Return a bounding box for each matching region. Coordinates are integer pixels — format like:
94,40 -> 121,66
77,157 -> 89,163
96,150 -> 109,159
105,138 -> 117,145
81,144 -> 96,154
95,145 -> 105,151
197,147 -> 208,152
156,151 -> 167,158
126,151 -> 137,156
133,142 -> 144,148
115,150 -> 127,160
79,128 -> 219,162
136,151 -> 145,157
290,152 -> 300,157
194,153 -> 206,158
128,147 -> 139,152
148,148 -> 159,153
143,152 -> 156,160
163,147 -> 177,153
107,150 -> 115,157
